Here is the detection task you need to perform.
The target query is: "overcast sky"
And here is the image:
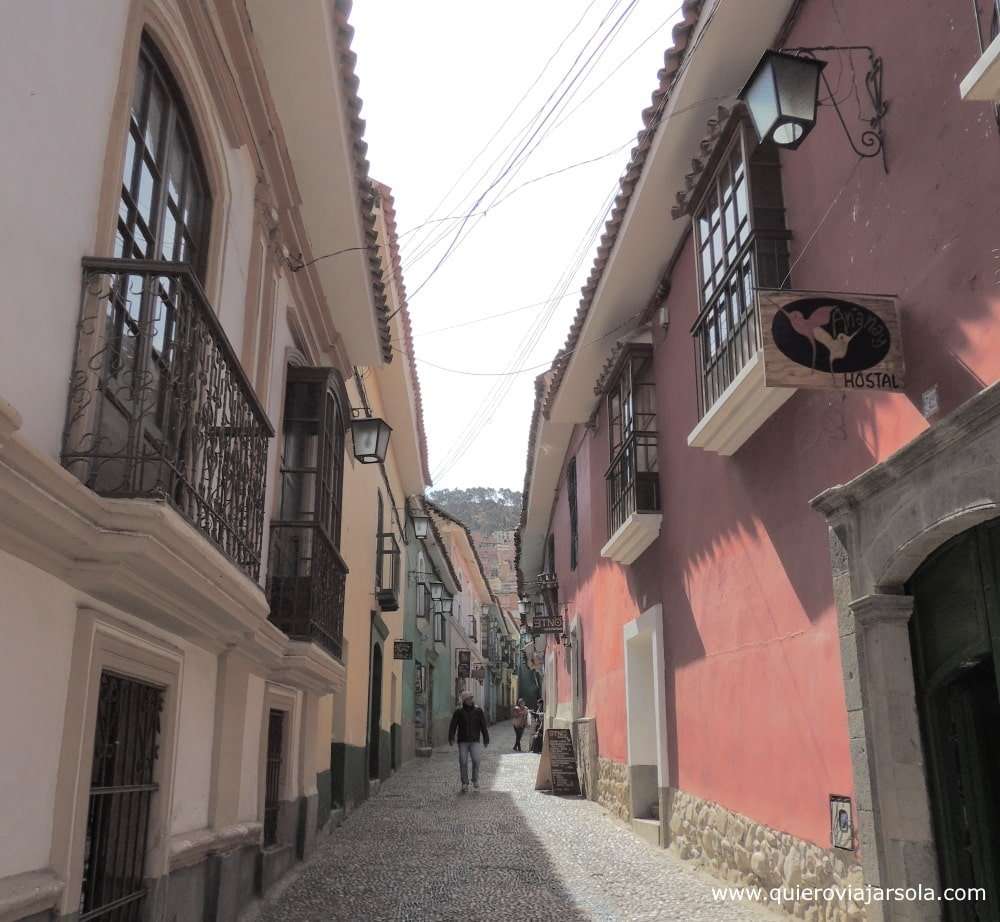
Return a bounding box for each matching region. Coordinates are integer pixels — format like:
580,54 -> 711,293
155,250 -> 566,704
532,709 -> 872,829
351,1 -> 683,491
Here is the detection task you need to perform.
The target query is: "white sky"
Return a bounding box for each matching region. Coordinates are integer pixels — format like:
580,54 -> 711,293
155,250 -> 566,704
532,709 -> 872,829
351,1 -> 684,491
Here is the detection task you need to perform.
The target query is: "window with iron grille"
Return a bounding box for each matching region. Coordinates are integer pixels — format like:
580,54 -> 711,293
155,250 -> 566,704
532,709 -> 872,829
267,367 -> 348,660
605,347 -> 659,536
691,124 -> 790,418
263,709 -> 285,847
80,672 -> 163,922
567,457 -> 579,570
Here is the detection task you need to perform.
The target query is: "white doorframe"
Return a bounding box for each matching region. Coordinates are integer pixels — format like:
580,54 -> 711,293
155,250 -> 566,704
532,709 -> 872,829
623,604 -> 668,817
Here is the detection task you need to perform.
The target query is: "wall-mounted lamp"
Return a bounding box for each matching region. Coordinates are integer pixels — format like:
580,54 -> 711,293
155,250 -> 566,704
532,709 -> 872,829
739,46 -> 887,172
411,513 -> 431,540
441,597 -> 454,616
517,599 -> 529,619
350,411 -> 392,464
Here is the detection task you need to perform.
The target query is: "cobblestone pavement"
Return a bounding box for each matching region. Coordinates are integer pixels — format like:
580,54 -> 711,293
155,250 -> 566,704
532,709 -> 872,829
259,722 -> 779,922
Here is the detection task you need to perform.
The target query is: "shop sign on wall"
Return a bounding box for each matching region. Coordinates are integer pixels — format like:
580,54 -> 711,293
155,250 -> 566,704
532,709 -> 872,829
531,613 -> 564,634
457,649 -> 471,678
393,641 -> 413,660
759,290 -> 904,391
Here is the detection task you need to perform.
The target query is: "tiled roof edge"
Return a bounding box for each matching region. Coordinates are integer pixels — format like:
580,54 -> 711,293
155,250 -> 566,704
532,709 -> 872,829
371,180 -> 432,486
543,0 -> 705,418
332,0 -> 393,364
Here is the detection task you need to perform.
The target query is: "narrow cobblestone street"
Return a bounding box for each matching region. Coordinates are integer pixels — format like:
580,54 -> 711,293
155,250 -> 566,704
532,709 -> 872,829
258,722 -> 777,922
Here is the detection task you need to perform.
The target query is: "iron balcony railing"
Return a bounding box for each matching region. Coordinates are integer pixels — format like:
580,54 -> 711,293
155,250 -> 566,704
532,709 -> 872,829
267,523 -> 347,660
62,258 -> 273,579
606,430 -> 660,536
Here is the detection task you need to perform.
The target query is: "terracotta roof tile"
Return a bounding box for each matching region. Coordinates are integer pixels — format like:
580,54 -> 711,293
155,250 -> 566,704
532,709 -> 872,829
333,0 -> 393,364
424,499 -> 500,608
371,180 -> 432,486
542,0 -> 705,418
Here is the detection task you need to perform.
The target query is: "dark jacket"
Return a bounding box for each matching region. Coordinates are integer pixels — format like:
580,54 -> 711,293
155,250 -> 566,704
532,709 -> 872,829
448,704 -> 489,745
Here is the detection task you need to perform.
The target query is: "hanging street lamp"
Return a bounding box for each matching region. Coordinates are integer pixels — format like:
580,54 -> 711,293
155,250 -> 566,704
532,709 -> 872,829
350,413 -> 392,464
739,46 -> 887,171
739,50 -> 826,150
411,512 -> 431,540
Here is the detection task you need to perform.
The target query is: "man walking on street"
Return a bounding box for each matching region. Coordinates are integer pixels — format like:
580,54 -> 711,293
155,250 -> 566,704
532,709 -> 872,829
511,698 -> 529,752
448,691 -> 489,792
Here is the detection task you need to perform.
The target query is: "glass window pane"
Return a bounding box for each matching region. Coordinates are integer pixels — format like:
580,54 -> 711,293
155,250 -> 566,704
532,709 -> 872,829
137,160 -> 156,225
145,79 -> 165,156
162,207 -> 177,261
122,132 -> 137,190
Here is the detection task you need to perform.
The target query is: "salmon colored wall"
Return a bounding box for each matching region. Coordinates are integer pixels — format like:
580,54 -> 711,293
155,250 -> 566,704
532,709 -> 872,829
540,0 -> 1000,850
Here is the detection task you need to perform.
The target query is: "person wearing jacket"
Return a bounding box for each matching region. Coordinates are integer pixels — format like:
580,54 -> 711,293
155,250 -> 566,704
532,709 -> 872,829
448,690 -> 490,792
511,698 -> 529,752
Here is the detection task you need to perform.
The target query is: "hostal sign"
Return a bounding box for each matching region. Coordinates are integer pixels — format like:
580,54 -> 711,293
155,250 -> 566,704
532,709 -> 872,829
759,290 -> 904,390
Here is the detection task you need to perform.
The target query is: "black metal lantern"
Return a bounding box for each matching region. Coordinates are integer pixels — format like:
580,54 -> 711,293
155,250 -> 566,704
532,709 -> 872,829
441,596 -> 453,616
411,513 -> 431,540
739,50 -> 826,150
350,415 -> 392,464
429,580 -> 443,601
517,599 -> 528,618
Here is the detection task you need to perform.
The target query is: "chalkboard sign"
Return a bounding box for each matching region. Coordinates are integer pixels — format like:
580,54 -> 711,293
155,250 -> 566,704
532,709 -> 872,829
393,642 -> 413,660
546,729 -> 581,796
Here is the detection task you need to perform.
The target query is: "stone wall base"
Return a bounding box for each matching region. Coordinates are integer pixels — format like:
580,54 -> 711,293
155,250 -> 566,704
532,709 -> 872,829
595,757 -> 631,822
665,787 -> 867,921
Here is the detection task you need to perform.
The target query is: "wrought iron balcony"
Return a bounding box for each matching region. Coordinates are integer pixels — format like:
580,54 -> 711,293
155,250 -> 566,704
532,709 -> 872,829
62,258 -> 273,579
267,523 -> 347,660
606,431 -> 660,536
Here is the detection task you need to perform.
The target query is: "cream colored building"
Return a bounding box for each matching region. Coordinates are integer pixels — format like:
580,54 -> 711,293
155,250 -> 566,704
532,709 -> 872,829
0,2 -> 425,921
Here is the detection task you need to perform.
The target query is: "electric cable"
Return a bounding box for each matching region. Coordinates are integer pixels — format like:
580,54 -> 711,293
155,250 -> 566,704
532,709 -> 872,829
403,0 -> 640,291
401,0 -> 604,266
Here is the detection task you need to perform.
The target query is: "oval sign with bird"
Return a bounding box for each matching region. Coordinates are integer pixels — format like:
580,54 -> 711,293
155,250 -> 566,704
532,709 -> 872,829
771,296 -> 891,373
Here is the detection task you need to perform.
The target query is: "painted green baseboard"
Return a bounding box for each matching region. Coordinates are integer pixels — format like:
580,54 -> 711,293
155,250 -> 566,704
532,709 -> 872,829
331,743 -> 367,811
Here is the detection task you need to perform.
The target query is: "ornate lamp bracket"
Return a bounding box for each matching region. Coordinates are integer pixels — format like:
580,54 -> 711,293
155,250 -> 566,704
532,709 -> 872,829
784,45 -> 889,173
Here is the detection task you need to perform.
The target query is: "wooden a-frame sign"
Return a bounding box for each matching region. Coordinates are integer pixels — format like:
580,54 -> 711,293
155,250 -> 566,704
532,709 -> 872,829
534,728 -> 582,796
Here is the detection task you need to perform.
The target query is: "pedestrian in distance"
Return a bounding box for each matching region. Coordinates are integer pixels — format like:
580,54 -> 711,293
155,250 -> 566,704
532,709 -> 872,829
448,690 -> 490,792
530,697 -> 545,754
511,698 -> 529,752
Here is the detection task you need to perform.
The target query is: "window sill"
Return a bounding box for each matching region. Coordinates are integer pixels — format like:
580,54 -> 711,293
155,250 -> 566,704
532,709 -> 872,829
961,32 -> 1000,100
687,350 -> 795,455
600,511 -> 662,565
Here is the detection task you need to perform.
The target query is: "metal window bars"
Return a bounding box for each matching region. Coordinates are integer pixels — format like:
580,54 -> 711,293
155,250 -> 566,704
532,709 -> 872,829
62,258 -> 272,579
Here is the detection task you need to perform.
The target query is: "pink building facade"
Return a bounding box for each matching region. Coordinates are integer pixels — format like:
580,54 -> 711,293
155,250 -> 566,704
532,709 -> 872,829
517,1 -> 1000,918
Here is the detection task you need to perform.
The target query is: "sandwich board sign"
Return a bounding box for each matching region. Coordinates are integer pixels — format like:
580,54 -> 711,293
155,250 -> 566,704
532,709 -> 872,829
534,728 -> 581,796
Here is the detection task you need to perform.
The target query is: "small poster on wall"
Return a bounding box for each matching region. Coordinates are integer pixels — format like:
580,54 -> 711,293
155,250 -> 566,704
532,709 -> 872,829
830,795 -> 854,850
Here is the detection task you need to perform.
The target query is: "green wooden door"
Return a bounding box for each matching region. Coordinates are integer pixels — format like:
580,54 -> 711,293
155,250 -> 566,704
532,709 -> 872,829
909,523 -> 1000,920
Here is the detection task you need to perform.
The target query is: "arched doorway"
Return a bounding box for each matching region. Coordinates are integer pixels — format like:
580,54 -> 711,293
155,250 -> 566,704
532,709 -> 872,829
909,521 -> 1000,917
369,644 -> 383,780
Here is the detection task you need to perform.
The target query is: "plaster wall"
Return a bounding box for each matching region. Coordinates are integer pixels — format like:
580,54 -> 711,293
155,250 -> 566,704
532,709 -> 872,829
169,643 -> 217,836
0,0 -> 130,458
0,550 -> 78,877
238,674 -> 265,822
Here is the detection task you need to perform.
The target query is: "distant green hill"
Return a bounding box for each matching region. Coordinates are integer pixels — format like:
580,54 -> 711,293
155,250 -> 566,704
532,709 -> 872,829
429,487 -> 521,536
